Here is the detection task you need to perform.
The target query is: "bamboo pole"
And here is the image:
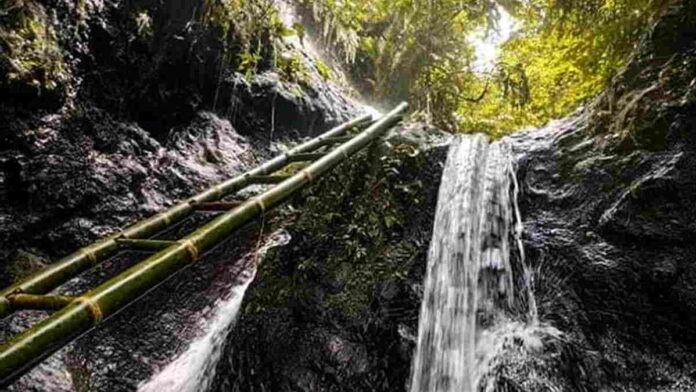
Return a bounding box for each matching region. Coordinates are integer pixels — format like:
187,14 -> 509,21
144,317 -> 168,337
315,136 -> 354,147
247,175 -> 290,184
8,294 -> 75,311
0,114 -> 373,319
0,103 -> 407,386
116,239 -> 177,252
286,153 -> 326,162
190,201 -> 244,211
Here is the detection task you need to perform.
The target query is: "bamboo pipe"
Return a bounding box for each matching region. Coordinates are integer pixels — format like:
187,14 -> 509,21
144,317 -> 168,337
0,114 -> 373,319
0,103 -> 407,386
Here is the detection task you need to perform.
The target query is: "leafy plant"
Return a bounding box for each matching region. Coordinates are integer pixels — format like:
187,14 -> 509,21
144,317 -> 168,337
301,0 -> 669,136
0,0 -> 70,92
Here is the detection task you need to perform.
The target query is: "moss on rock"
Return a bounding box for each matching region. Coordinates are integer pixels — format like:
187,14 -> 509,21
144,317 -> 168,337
213,124 -> 449,391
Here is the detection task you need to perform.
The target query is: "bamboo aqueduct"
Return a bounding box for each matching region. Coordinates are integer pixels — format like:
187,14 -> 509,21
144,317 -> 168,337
0,103 -> 409,385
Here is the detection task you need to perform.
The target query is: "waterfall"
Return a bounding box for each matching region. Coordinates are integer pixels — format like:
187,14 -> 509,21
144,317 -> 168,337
410,135 -> 537,392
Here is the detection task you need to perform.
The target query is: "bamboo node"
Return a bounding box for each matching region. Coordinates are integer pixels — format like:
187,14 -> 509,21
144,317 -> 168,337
74,297 -> 103,324
162,213 -> 172,226
302,170 -> 314,183
179,240 -> 200,261
78,248 -> 98,266
340,147 -> 349,159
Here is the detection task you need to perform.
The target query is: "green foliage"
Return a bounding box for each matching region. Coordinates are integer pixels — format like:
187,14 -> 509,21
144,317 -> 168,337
315,59 -> 332,80
0,0 -> 70,92
303,0 -> 668,136
245,143 -> 433,319
6,249 -> 46,284
276,51 -> 310,84
201,0 -> 309,81
459,0 -> 671,136
238,47 -> 263,78
310,0 -> 489,107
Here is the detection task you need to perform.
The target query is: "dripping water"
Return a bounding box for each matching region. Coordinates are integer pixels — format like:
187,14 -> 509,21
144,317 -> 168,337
410,135 -> 538,392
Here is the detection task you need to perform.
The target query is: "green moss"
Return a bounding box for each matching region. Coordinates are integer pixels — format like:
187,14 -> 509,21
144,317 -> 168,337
0,1 -> 70,92
315,59 -> 332,81
245,141 -> 433,319
277,50 -> 310,84
273,161 -> 309,177
6,249 -> 46,283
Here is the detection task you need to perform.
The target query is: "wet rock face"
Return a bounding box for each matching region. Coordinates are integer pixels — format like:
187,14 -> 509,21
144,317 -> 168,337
0,0 -> 359,140
0,104 -> 271,392
212,124 -> 450,392
511,119 -> 696,390
0,0 -> 359,283
217,71 -> 359,140
0,0 -> 359,389
0,108 -> 260,283
508,2 -> 696,388
0,110 -> 357,391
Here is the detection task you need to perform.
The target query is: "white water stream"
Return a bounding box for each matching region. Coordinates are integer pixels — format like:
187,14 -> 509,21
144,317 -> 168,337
137,278 -> 252,392
138,230 -> 290,392
410,135 -> 538,391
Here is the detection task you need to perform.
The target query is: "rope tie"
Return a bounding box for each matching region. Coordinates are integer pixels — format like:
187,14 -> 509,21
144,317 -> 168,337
78,248 -> 98,266
213,186 -> 223,200
117,228 -> 130,240
179,240 -> 200,261
254,198 -> 266,213
75,296 -> 103,324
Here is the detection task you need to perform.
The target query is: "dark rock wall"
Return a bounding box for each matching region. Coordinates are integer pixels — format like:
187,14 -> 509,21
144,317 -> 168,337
507,1 -> 696,390
0,0 -> 359,285
211,1 -> 696,391
0,1 -> 360,389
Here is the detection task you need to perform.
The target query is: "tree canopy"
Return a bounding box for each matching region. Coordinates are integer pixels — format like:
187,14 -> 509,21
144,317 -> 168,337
301,0 -> 670,137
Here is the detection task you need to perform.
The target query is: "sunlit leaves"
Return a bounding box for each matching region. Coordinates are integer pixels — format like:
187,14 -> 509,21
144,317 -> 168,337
457,0 -> 668,136
303,0 -> 665,136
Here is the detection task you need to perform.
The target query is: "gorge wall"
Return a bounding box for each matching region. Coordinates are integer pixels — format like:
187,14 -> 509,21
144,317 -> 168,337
1,0 -> 696,391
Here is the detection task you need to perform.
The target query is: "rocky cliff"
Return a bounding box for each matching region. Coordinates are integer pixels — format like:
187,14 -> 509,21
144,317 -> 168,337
1,0 -> 696,391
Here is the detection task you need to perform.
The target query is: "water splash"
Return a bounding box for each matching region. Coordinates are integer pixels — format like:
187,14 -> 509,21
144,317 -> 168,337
410,135 -> 538,391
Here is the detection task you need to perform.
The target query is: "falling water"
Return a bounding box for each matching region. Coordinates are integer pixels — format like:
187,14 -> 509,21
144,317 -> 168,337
410,135 -> 537,392
138,230 -> 290,392
137,277 -> 252,392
